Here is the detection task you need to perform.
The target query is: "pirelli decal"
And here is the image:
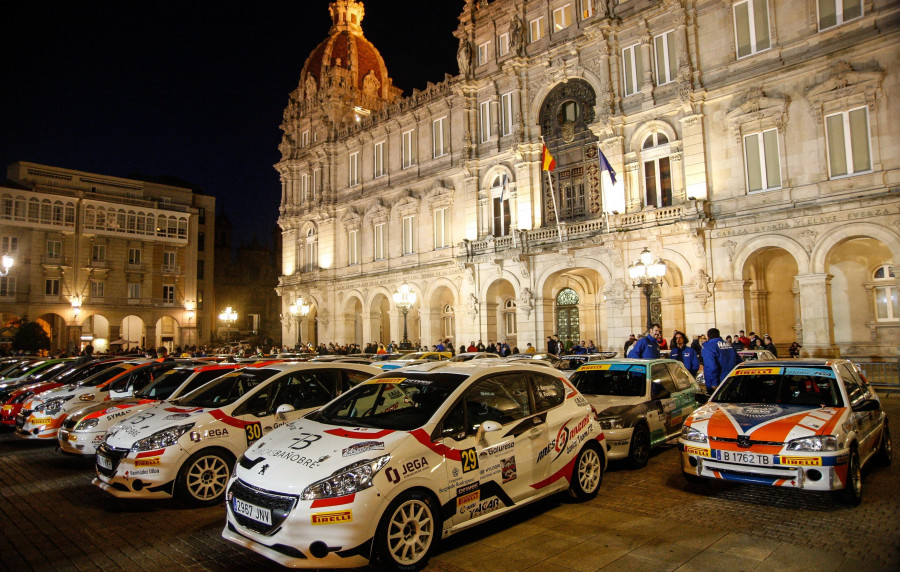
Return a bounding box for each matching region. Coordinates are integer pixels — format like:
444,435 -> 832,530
311,510 -> 353,525
683,445 -> 711,457
577,364 -> 610,371
777,456 -> 822,466
368,378 -> 406,385
731,367 -> 782,376
135,457 -> 161,467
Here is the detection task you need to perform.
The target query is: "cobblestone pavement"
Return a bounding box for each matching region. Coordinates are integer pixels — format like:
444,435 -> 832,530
1,398 -> 898,572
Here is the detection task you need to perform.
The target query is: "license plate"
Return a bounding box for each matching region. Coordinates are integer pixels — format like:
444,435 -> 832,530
720,451 -> 770,465
233,497 -> 272,525
67,433 -> 77,442
97,453 -> 113,470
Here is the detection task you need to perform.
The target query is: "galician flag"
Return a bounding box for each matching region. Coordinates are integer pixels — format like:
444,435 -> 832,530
541,144 -> 556,172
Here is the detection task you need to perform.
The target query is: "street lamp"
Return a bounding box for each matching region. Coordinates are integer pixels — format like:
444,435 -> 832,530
392,283 -> 416,350
219,306 -> 238,344
289,296 -> 310,350
0,254 -> 13,277
628,247 -> 667,332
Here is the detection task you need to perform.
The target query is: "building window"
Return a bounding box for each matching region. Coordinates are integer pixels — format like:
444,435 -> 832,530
197,260 -> 204,280
374,141 -> 385,178
128,282 -> 141,300
91,244 -> 105,262
163,251 -> 177,270
433,117 -> 449,158
477,41 -> 490,65
529,17 -> 544,43
500,92 -> 513,137
580,0 -> 594,19
479,101 -> 492,143
498,33 -> 510,56
47,240 -> 61,260
402,129 -> 416,168
198,207 -> 206,224
302,130 -> 310,147
556,288 -> 580,344
504,299 -> 517,336
734,0 -> 771,59
90,280 -> 105,299
654,31 -> 676,86
2,236 -> 18,256
402,215 -> 415,255
301,173 -> 310,201
0,276 -> 16,297
622,43 -> 643,97
826,107 -> 871,178
553,4 -> 573,31
441,304 -> 455,340
313,169 -> 320,200
45,278 -> 60,295
163,285 -> 175,304
434,208 -> 448,249
491,175 -> 511,237
744,129 -> 781,192
349,151 -> 360,187
348,230 -> 359,265
818,0 -> 862,31
198,231 -> 205,252
128,248 -> 141,265
873,265 -> 898,322
641,132 -> 672,208
374,223 -> 385,260
305,228 -> 317,272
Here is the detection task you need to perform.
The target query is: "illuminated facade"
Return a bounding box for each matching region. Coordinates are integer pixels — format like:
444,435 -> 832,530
277,0 -> 899,360
0,162 -> 215,352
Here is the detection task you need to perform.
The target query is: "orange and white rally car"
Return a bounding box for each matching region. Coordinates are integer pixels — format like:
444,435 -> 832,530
679,359 -> 891,505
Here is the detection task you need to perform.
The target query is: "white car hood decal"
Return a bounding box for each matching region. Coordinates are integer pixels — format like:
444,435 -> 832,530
105,403 -> 210,448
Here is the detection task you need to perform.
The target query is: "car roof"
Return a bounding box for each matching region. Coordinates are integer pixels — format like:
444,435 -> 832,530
735,358 -> 839,367
245,362 -> 382,374
396,360 -> 564,377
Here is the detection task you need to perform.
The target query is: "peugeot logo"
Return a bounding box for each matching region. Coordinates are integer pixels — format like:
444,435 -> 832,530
258,463 -> 269,475
737,435 -> 751,448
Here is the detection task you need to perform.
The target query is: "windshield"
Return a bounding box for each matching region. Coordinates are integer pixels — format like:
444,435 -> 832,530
80,364 -> 133,387
0,360 -> 34,377
173,368 -> 279,408
29,362 -> 71,382
311,372 -> 466,430
135,368 -> 195,399
570,364 -> 647,397
713,367 -> 842,407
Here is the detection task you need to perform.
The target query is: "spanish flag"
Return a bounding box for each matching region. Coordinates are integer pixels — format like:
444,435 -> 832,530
541,144 -> 556,172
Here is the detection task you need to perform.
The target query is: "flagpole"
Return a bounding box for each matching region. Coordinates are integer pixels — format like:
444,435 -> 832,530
598,141 -> 609,233
504,175 -> 518,248
541,136 -> 563,243
500,174 -> 506,238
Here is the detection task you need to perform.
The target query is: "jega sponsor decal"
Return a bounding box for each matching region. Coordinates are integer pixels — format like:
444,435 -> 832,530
311,510 -> 353,525
190,427 -> 230,442
385,457 -> 429,484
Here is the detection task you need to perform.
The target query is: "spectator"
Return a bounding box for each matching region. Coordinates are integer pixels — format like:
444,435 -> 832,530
730,335 -> 743,351
376,344 -> 387,355
701,328 -> 741,393
157,346 -> 172,360
75,344 -> 95,365
435,340 -> 445,352
459,344 -> 466,355
656,333 -> 668,351
738,330 -> 751,348
476,340 -> 485,351
789,341 -> 802,358
524,343 -> 536,354
690,335 -> 703,357
586,340 -> 597,353
624,333 -> 637,354
627,324 -> 661,359
748,332 -> 764,350
669,332 -> 699,377
547,335 -> 558,356
467,341 -> 477,352
573,341 -> 586,355
763,334 -> 778,357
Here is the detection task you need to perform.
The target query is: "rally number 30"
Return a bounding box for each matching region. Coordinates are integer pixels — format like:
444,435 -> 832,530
245,422 -> 262,445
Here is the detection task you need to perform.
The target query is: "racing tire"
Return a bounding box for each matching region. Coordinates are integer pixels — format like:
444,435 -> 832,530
834,447 -> 862,507
627,425 -> 651,469
568,442 -> 603,501
175,448 -> 233,507
877,422 -> 892,467
375,489 -> 440,572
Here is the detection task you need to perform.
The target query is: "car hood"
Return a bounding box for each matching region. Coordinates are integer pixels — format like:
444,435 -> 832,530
105,403 -> 213,448
582,394 -> 646,412
66,398 -> 153,423
686,402 -> 845,441
236,419 -> 407,494
26,385 -> 87,408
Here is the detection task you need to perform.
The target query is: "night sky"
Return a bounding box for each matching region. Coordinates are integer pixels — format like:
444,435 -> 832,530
1,0 -> 462,246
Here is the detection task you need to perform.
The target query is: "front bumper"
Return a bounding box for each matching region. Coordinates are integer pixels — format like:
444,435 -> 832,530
15,413 -> 65,440
1,405 -> 19,426
222,477 -> 378,568
679,442 -> 849,491
603,427 -> 635,460
58,428 -> 104,455
93,443 -> 179,499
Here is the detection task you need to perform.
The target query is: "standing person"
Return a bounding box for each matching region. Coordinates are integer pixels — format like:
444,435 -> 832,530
467,341 -> 477,352
547,335 -> 558,356
75,344 -> 95,365
789,341 -> 802,358
730,335 -> 743,350
656,332 -> 668,351
701,328 -> 741,393
624,334 -> 637,355
435,340 -> 445,352
586,340 -> 597,353
524,343 -> 536,354
627,324 -> 661,359
669,332 -> 699,377
763,334 -> 778,357
738,330 -> 751,348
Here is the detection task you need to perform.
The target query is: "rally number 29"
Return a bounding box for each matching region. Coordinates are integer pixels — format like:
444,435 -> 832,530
461,447 -> 479,473
245,422 -> 262,445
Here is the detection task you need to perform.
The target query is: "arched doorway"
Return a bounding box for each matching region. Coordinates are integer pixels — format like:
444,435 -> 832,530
742,247 -> 800,353
485,279 -> 516,347
82,314 -> 110,353
556,288 -> 579,348
37,314 -> 65,353
155,316 -> 180,352
343,297 -> 364,347
369,294 -> 391,345
120,315 -> 144,351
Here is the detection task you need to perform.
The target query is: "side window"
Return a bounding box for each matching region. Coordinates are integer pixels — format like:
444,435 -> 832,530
531,373 -> 565,412
463,374 -> 531,432
667,363 -> 693,391
273,371 -> 337,411
838,364 -> 865,404
343,369 -> 374,391
650,364 -> 678,397
182,369 -> 229,395
440,398 -> 468,439
235,378 -> 285,417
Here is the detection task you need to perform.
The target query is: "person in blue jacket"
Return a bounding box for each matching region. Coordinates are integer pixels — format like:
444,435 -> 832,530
701,327 -> 741,393
627,324 -> 661,359
669,331 -> 699,377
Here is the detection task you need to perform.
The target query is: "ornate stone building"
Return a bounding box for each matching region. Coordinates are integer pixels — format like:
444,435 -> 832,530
0,162 -> 215,353
277,0 -> 899,360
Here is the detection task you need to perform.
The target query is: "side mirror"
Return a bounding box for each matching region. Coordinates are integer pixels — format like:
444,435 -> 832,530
275,403 -> 295,418
482,420 -> 502,433
851,399 -> 880,413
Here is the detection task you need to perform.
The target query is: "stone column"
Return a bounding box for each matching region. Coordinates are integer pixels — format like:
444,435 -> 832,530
795,273 -> 838,357
640,36 -> 653,94
66,325 -> 83,354
143,325 -> 157,350
625,159 -> 642,212
679,114 -> 708,200
712,280 -> 749,336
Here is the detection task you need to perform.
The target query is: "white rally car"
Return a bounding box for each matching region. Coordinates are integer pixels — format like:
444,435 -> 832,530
93,362 -> 380,505
222,361 -> 607,571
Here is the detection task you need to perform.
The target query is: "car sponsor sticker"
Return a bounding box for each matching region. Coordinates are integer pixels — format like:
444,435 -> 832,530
368,377 -> 406,385
478,441 -> 514,460
783,367 -> 836,378
29,417 -> 51,425
778,455 -> 822,466
683,445 -> 711,457
135,456 -> 161,467
460,447 -> 479,473
456,482 -> 480,513
311,510 -> 352,525
385,457 -> 429,484
578,364 -> 611,371
342,440 -> 385,457
2,405 -> 12,411
501,457 -> 516,483
731,367 -> 782,376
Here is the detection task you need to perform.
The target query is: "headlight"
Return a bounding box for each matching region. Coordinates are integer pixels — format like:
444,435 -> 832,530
599,417 -> 624,430
131,423 -> 195,452
301,455 -> 391,500
786,435 -> 837,452
79,394 -> 96,401
681,425 -> 708,443
76,418 -> 100,431
34,397 -> 68,415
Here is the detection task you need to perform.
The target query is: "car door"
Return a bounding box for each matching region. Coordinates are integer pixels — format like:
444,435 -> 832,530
231,372 -> 326,440
648,363 -> 678,441
665,362 -> 698,435
837,363 -> 880,459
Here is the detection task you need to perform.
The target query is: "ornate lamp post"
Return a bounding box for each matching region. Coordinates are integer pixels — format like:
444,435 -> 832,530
0,254 -> 13,277
289,296 -> 310,350
392,283 -> 416,350
628,247 -> 667,332
218,306 -> 238,344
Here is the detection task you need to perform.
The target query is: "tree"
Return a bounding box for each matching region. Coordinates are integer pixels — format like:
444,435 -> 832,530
12,320 -> 50,353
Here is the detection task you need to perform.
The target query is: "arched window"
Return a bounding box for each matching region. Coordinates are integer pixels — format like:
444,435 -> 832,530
504,298 -> 517,336
304,228 -> 318,272
441,304 -> 455,340
556,288 -> 580,346
490,174 -> 512,237
641,132 -> 672,208
873,265 -> 898,322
